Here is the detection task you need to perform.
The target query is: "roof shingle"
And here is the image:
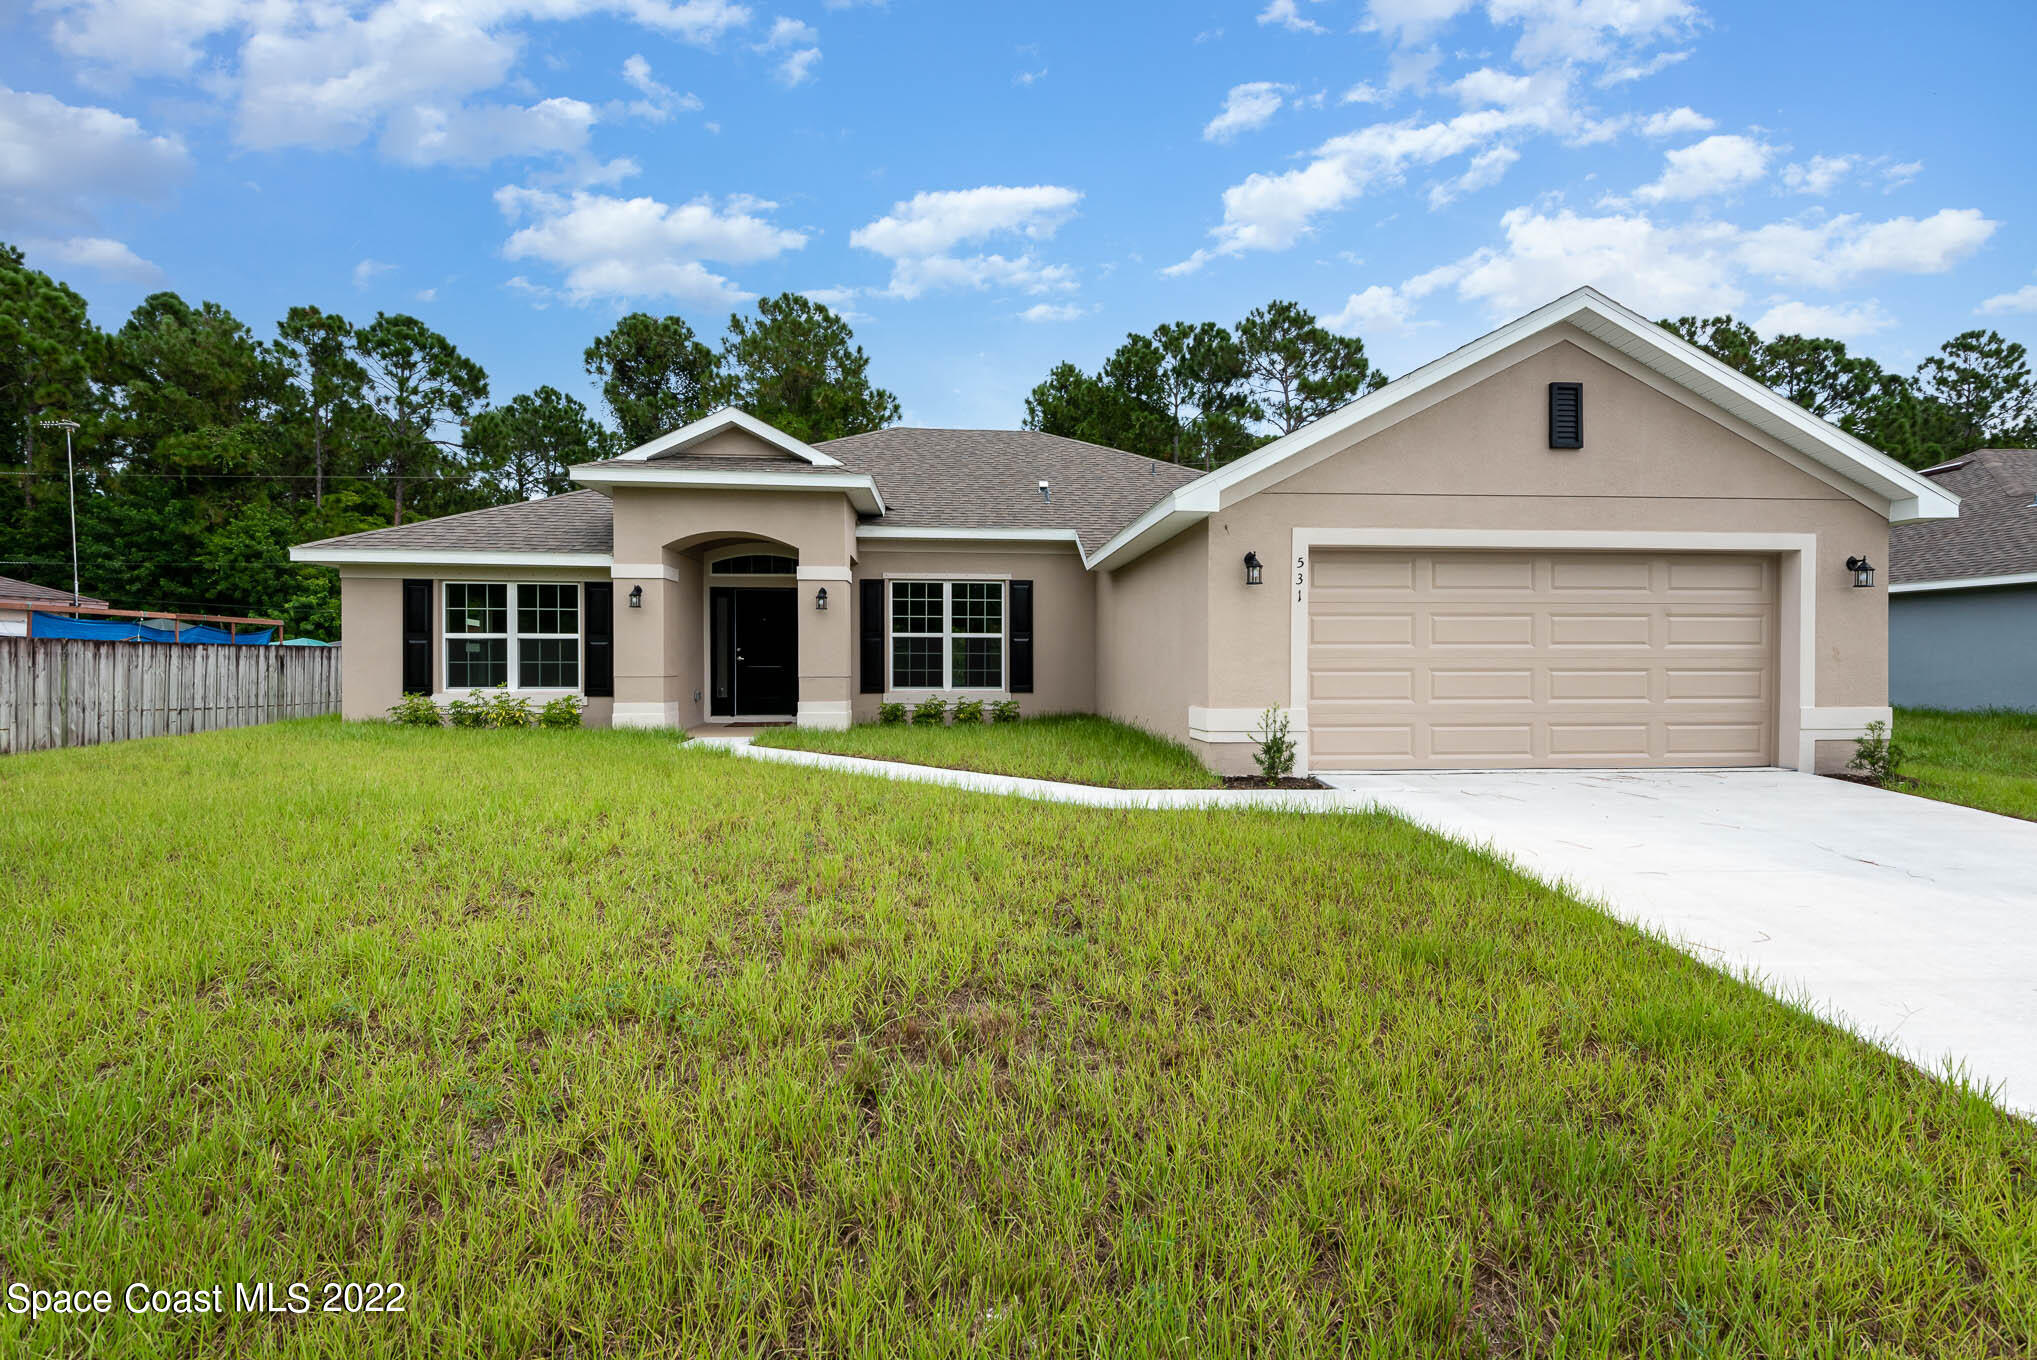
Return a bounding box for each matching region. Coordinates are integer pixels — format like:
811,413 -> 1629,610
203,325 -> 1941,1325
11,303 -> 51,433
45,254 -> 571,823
296,489 -> 614,554
1889,449 -> 2036,584
0,575 -> 108,608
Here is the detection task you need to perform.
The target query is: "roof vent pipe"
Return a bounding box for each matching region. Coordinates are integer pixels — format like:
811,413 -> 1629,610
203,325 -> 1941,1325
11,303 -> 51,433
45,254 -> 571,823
1038,479 -> 1050,503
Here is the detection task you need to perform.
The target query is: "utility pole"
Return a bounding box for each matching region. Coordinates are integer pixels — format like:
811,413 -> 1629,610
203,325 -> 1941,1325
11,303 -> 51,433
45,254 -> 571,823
37,419 -> 82,606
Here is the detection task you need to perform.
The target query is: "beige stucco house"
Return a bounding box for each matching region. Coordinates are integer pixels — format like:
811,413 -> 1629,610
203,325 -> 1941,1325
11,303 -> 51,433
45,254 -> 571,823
291,288 -> 1958,775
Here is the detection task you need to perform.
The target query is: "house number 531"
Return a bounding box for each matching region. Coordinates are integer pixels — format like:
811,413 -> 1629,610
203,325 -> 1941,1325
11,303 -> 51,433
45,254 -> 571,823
1295,555 -> 1306,602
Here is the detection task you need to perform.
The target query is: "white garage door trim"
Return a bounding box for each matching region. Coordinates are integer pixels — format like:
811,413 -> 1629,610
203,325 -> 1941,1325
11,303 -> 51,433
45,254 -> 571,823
1287,529 -> 1838,772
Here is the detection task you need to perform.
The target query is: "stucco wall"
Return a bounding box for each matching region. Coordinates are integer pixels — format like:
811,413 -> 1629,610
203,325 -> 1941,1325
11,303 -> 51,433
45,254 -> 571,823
1096,522 -> 1209,745
335,567 -> 614,726
1191,331 -> 1891,771
849,543 -> 1094,720
1891,586 -> 2037,711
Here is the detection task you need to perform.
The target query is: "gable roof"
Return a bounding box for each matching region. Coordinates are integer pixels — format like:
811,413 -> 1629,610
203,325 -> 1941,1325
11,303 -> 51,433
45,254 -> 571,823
609,407 -> 843,466
1889,449 -> 2037,592
1087,285 -> 1961,571
0,575 -> 108,608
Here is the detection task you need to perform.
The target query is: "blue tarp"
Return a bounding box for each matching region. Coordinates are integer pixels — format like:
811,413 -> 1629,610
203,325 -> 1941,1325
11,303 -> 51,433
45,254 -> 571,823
31,612 -> 274,644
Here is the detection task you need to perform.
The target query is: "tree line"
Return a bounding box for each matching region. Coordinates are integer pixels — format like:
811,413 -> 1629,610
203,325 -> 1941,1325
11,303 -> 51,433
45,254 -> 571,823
1,243 -> 899,636
6,228 -> 2032,639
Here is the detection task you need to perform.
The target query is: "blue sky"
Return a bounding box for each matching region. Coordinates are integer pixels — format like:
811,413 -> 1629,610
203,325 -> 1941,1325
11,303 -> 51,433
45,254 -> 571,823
4,0 -> 2034,430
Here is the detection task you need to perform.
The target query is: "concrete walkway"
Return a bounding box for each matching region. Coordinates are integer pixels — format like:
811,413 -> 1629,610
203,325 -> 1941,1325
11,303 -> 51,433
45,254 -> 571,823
694,736 -> 2037,1116
1321,769 -> 2037,1116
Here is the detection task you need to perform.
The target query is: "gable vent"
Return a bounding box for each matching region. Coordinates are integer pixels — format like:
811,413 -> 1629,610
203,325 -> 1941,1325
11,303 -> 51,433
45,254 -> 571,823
1548,382 -> 1583,449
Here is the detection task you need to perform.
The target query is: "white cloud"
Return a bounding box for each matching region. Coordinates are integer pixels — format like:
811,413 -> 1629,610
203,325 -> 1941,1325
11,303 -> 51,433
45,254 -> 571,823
1361,0 -> 1476,44
21,235 -> 164,282
1597,48 -> 1690,86
381,97 -> 598,167
1633,134 -> 1773,202
41,0 -> 751,164
1978,283 -> 2037,316
1882,159 -> 1923,190
1019,302 -> 1088,322
1640,106 -> 1712,137
1259,0 -> 1327,34
0,86 -> 188,229
352,258 -> 393,288
495,185 -> 807,304
1736,208 -> 1997,288
1428,144 -> 1519,207
1781,154 -> 1853,196
1487,0 -> 1700,69
1752,298 -> 1894,339
1204,82 -> 1289,143
851,185 -> 1082,300
1439,205 -> 1746,315
1014,67 -> 1047,86
620,54 -> 701,122
757,15 -> 821,85
1323,283 -> 1420,331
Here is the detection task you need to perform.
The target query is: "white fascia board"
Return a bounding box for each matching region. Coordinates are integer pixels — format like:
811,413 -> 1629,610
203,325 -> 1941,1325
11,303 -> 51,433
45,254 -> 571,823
571,465 -> 886,515
1083,484 -> 1221,571
856,526 -> 1083,545
1890,571 -> 2037,594
290,547 -> 612,567
610,407 -> 842,466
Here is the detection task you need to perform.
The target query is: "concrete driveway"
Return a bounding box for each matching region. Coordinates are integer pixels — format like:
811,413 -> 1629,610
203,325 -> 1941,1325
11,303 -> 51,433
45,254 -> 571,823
1318,769 -> 2037,1117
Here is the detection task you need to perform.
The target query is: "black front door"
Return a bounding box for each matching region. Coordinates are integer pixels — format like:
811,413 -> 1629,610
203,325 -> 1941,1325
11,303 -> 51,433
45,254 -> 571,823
710,586 -> 798,717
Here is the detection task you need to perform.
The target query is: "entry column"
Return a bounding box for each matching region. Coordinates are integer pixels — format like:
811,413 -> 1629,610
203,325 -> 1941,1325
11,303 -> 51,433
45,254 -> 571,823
794,564 -> 853,729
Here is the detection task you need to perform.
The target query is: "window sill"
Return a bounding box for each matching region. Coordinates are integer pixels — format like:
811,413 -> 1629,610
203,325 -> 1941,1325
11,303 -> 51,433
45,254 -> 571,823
434,689 -> 583,701
882,689 -> 1009,701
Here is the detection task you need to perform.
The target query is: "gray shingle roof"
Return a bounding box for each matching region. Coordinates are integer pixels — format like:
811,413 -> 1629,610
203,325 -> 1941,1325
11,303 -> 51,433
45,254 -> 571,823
819,428 -> 1202,550
296,489 -> 614,554
298,429 -> 1203,558
0,575 -> 108,607
1889,449 -> 2036,584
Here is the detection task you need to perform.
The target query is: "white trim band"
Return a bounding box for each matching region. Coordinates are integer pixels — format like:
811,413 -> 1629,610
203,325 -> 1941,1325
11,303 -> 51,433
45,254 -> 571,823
290,547 -> 611,568
1890,571 -> 2037,595
1188,705 -> 1306,744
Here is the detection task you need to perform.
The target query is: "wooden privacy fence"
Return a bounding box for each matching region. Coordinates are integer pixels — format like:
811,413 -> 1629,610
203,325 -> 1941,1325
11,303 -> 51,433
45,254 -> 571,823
0,637 -> 342,755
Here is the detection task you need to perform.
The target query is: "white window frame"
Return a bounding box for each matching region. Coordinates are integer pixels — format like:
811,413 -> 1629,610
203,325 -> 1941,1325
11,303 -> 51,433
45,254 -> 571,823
443,581 -> 583,694
885,577 -> 1008,694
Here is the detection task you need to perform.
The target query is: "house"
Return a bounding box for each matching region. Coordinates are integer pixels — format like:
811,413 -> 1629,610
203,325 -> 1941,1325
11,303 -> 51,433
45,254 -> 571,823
1888,448 -> 2037,711
0,575 -> 108,637
290,287 -> 1957,776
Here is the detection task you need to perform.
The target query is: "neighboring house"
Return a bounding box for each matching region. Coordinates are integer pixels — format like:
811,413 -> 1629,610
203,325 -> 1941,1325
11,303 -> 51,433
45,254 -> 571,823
0,576 -> 108,637
291,287 -> 1956,775
1888,448 -> 2037,711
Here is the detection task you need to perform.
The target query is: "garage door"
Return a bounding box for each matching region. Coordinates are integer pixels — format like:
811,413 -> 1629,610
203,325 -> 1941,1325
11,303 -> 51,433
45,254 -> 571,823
1307,550 -> 1776,769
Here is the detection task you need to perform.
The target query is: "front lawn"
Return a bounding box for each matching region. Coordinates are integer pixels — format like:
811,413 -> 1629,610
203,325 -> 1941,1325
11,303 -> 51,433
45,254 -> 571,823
1896,707 -> 2037,821
753,713 -> 1221,789
1,720 -> 2031,1356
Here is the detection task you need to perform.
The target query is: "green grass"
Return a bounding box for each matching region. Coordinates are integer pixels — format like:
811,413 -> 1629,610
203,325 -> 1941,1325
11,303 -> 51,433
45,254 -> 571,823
1894,707 -> 2037,821
753,713 -> 1222,789
1,720 -> 2032,1357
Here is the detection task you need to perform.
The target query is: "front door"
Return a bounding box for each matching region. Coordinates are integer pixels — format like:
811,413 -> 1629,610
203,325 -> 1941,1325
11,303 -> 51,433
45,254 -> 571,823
710,586 -> 798,717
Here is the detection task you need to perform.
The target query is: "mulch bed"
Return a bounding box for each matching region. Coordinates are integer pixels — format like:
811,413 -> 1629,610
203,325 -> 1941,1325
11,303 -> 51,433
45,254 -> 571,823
1220,775 -> 1332,790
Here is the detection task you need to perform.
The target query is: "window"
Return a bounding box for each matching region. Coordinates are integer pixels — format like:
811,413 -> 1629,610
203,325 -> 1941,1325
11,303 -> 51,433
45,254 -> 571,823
889,580 -> 1005,691
444,582 -> 580,691
711,554 -> 797,575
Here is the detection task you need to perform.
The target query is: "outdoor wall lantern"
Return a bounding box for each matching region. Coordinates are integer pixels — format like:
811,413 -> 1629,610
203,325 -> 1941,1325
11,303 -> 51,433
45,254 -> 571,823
815,586 -> 829,611
1845,555 -> 1876,589
1243,551 -> 1264,586
628,585 -> 643,608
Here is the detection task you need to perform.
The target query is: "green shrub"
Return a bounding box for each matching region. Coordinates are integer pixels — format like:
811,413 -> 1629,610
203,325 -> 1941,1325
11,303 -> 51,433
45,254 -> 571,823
1253,706 -> 1297,786
445,695 -> 490,729
911,697 -> 948,726
537,695 -> 584,729
1848,719 -> 1907,787
990,698 -> 1021,724
950,698 -> 986,725
388,692 -> 443,727
877,701 -> 908,725
484,684 -> 535,729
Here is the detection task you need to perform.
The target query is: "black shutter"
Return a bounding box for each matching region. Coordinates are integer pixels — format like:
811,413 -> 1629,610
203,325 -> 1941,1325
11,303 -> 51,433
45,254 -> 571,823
583,581 -> 614,698
1009,579 -> 1033,694
401,578 -> 432,694
1548,381 -> 1583,449
859,578 -> 885,694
